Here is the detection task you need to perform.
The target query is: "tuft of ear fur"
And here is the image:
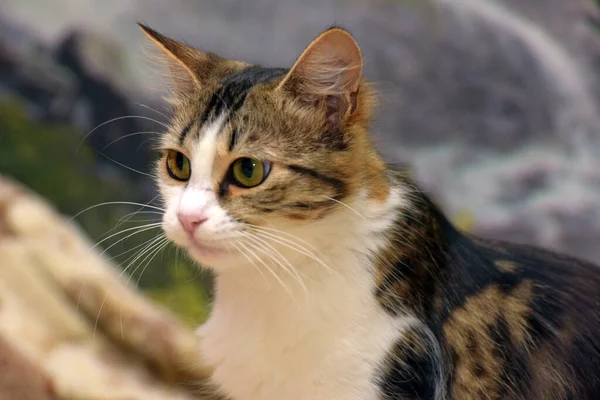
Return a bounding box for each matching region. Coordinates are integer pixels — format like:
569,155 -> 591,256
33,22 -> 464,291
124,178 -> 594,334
277,27 -> 363,126
138,23 -> 222,94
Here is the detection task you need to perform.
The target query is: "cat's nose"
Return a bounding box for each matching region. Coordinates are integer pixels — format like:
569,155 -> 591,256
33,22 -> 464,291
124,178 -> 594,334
177,212 -> 208,235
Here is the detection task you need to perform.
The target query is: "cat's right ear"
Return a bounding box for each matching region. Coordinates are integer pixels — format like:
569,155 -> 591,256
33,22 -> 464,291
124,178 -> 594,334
138,24 -> 221,93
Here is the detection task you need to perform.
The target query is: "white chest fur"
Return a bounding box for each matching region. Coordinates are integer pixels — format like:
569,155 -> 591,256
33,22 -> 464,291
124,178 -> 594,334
198,248 -> 417,400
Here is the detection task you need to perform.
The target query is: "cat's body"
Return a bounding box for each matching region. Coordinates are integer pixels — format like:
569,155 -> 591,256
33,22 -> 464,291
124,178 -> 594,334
140,24 -> 600,399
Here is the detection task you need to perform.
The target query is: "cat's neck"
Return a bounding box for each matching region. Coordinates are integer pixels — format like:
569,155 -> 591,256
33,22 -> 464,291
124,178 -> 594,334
206,169 -> 449,322
205,182 -> 407,327
197,171 -> 443,399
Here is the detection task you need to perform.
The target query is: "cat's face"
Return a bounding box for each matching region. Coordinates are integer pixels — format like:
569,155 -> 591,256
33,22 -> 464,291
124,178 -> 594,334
142,25 -> 389,270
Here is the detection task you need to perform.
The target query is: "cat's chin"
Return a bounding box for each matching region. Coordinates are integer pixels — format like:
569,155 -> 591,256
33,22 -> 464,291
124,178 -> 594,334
187,239 -> 227,258
183,238 -> 241,270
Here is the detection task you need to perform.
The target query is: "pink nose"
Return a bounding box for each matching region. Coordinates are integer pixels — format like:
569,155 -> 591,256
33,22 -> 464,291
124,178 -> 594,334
177,212 -> 207,235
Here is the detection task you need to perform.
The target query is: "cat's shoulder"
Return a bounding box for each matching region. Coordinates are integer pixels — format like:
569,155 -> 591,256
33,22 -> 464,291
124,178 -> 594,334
441,234 -> 600,399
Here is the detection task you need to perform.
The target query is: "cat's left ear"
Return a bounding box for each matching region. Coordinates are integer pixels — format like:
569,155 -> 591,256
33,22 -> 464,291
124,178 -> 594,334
138,23 -> 223,93
277,27 -> 363,126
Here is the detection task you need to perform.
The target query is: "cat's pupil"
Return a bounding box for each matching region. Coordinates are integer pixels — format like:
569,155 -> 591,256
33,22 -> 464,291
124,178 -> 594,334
241,158 -> 255,178
176,153 -> 184,170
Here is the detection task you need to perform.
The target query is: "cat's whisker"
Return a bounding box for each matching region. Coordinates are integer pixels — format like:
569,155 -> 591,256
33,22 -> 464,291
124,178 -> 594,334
134,240 -> 171,286
90,196 -> 162,249
136,136 -> 161,152
231,242 -> 267,282
115,209 -> 162,227
102,131 -> 162,151
76,115 -> 169,153
133,238 -> 169,275
240,237 -> 305,292
116,235 -> 167,281
98,223 -> 163,256
321,195 -> 366,220
91,237 -> 167,347
70,201 -> 165,221
133,102 -> 170,120
105,236 -> 164,262
246,226 -> 326,260
92,235 -> 167,347
92,291 -> 109,348
246,228 -> 335,276
90,223 -> 162,251
240,232 -> 308,296
98,152 -> 154,177
113,202 -> 161,231
239,239 -> 294,298
117,231 -> 162,266
117,214 -> 162,223
246,225 -> 323,255
118,218 -> 162,224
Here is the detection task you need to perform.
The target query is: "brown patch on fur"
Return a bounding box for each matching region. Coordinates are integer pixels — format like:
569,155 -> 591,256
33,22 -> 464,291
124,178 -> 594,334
444,282 -> 533,399
527,343 -> 572,400
495,259 -> 519,273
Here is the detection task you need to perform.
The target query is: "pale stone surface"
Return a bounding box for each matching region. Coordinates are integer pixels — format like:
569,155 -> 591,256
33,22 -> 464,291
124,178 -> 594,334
0,175 -> 217,400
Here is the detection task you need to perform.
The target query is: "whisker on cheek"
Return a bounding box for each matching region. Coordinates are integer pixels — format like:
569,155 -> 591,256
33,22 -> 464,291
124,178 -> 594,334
231,242 -> 267,282
245,227 -> 336,276
134,240 -> 171,287
238,239 -> 294,299
320,195 -> 366,220
240,232 -> 308,296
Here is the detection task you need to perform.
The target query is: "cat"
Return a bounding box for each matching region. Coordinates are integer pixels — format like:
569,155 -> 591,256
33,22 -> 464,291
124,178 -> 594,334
139,23 -> 600,400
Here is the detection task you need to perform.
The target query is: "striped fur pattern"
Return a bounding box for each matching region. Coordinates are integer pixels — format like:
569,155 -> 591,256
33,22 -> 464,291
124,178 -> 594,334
141,24 -> 600,399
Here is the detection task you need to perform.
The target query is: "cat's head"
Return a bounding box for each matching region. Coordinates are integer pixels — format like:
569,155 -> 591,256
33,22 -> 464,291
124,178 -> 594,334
141,25 -> 390,270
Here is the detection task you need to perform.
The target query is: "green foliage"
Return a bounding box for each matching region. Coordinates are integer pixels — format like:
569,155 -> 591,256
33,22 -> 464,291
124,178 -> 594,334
145,259 -> 213,326
0,99 -> 128,235
0,99 -> 213,318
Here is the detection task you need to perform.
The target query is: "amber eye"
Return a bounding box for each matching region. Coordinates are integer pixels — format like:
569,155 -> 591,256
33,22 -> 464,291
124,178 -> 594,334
166,150 -> 191,181
231,157 -> 270,188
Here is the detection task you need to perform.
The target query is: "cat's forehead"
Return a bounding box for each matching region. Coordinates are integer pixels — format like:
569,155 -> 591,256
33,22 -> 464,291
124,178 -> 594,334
164,65 -> 288,148
200,66 -> 288,125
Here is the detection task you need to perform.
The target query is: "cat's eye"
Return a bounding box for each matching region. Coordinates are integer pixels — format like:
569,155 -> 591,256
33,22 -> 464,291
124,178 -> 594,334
230,157 -> 270,188
166,150 -> 191,181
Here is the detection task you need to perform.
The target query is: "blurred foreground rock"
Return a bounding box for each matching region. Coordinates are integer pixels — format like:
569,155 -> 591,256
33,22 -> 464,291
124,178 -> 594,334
0,176 -> 218,400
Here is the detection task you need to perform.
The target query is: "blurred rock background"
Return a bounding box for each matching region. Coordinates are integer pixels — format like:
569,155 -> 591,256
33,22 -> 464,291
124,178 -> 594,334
1,0 -> 600,323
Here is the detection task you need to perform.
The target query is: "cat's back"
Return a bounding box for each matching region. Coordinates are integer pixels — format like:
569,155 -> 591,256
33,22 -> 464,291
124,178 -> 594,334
441,232 -> 600,399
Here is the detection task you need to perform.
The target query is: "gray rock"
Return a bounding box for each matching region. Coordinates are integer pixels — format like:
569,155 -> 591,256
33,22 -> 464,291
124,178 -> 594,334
0,14 -> 76,121
1,0 -> 600,263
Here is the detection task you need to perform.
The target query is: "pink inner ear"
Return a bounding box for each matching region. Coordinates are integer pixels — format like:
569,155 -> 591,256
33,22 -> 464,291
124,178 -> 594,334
325,95 -> 342,124
278,28 -> 363,102
325,85 -> 360,125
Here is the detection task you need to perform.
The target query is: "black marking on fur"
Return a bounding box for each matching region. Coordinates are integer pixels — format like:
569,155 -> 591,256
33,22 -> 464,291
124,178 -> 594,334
179,120 -> 195,145
255,200 -> 335,213
228,127 -> 238,152
491,317 -> 531,397
218,179 -> 230,198
200,66 -> 287,131
378,327 -> 439,400
286,164 -> 346,198
321,129 -> 348,151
